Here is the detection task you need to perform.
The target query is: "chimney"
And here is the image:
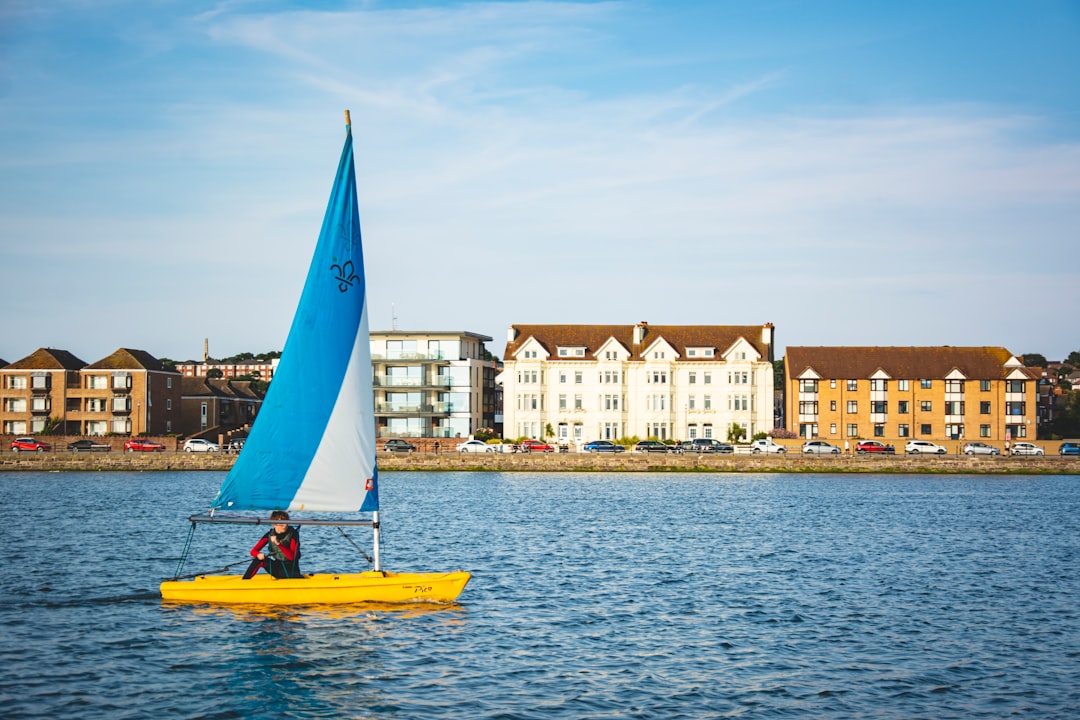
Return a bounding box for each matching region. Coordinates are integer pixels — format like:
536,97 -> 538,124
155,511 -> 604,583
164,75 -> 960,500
507,326 -> 518,343
633,322 -> 648,345
762,323 -> 774,362
203,338 -> 209,363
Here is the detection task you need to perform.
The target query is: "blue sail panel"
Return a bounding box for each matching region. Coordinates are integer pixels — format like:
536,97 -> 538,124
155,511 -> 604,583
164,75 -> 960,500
212,128 -> 378,514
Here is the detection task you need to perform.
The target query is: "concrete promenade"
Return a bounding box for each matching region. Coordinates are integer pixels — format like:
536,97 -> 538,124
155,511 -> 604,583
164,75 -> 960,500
2,450 -> 1078,474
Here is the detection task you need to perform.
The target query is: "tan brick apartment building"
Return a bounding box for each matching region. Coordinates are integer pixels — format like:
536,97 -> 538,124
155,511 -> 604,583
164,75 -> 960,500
784,346 -> 1040,445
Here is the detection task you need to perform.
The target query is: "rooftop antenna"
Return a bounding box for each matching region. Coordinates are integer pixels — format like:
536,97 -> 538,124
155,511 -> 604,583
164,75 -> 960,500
391,304 -> 398,331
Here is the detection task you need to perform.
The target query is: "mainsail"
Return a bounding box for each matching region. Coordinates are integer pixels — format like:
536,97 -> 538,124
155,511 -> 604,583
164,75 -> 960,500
212,115 -> 378,514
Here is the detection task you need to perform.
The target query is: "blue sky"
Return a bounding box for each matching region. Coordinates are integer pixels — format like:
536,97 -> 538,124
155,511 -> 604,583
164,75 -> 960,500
2,0 -> 1079,364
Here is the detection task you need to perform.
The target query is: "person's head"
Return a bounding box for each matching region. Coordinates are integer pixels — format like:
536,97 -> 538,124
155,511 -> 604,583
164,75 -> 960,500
270,509 -> 289,532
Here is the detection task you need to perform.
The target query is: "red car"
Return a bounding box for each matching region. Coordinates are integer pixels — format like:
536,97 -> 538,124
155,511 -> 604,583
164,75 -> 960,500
10,437 -> 51,452
125,438 -> 166,453
520,440 -> 555,453
856,441 -> 895,454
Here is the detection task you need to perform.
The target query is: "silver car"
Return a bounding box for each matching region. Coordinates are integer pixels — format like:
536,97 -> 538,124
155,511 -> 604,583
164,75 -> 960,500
963,442 -> 999,456
802,440 -> 841,454
456,439 -> 495,453
183,438 -> 221,453
1010,442 -> 1044,456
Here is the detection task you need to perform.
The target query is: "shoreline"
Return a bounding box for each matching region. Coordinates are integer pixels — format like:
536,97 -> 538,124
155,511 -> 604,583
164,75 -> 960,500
2,451 -> 1078,474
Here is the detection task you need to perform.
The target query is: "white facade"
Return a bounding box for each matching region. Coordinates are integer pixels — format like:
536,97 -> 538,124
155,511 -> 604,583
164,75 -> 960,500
499,322 -> 776,445
369,330 -> 497,439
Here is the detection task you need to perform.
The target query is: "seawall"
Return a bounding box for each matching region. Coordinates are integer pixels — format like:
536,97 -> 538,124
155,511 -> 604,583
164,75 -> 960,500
2,451 -> 1078,475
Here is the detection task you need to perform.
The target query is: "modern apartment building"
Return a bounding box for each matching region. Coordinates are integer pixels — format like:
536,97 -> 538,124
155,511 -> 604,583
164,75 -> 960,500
784,346 -> 1040,444
369,330 -> 498,440
0,347 -> 182,436
500,322 -> 776,445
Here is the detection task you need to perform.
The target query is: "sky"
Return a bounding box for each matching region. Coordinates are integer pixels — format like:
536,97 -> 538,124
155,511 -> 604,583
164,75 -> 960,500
2,0 -> 1079,366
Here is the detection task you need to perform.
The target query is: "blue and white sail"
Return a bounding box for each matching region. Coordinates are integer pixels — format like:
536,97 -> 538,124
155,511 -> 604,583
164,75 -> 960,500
212,116 -> 378,514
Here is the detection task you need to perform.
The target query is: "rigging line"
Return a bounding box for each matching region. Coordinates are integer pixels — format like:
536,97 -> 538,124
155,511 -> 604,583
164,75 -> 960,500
172,521 -> 198,579
336,526 -> 374,565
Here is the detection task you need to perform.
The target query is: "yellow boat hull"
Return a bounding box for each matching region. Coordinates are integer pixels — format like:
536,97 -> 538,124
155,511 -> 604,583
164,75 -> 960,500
160,570 -> 471,605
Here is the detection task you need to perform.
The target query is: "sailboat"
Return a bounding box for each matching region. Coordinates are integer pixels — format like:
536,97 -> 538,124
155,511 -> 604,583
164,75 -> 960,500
160,112 -> 470,605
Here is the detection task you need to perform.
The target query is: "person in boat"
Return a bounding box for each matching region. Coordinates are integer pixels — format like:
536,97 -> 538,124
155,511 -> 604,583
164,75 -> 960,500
242,510 -> 302,579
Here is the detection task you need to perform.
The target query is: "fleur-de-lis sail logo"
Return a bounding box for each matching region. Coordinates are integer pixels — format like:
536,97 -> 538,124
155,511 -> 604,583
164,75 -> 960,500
331,260 -> 359,293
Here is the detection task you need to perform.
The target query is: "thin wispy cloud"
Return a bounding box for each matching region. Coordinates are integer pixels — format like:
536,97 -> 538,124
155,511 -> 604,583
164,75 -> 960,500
0,0 -> 1077,363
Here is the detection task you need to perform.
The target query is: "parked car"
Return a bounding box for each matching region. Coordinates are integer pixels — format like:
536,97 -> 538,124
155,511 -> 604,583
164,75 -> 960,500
963,442 -> 1000,456
855,441 -> 894,454
634,440 -> 671,454
1010,442 -> 1044,456
1059,442 -> 1080,456
10,437 -> 50,452
67,439 -> 111,453
125,438 -> 166,453
457,439 -> 495,453
905,440 -> 946,455
802,440 -> 841,454
671,441 -> 696,454
691,438 -> 734,454
584,440 -> 625,453
521,440 -> 555,453
383,439 -> 417,453
750,439 -> 787,454
183,438 -> 221,453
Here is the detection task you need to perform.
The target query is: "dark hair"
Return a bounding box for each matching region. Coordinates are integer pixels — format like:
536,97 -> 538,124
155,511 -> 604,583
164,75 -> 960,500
270,510 -> 289,521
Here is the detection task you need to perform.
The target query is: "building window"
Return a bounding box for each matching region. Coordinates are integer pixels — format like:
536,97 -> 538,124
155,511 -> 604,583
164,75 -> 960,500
920,401 -> 932,412
847,401 -> 858,413
704,373 -> 712,384
559,395 -> 567,411
980,401 -> 991,414
945,424 -> 964,439
1006,380 -> 1025,393
559,372 -> 567,384
920,379 -> 932,389
980,424 -> 991,437
799,401 -> 818,415
898,380 -> 910,391
800,379 -> 818,393
847,380 -> 858,391
688,372 -> 697,384
703,423 -> 713,439
830,423 -> 837,434
575,372 -> 583,384
980,380 -> 991,391
688,424 -> 698,440
944,401 -> 965,415
898,401 -> 909,414
1006,402 -> 1025,416
830,400 -> 837,411
945,380 -> 965,393
688,395 -> 696,410
874,424 -> 885,437
574,395 -> 583,410
871,401 -> 887,414
898,424 -> 909,437
847,424 -> 858,437
799,423 -> 818,438
703,395 -> 712,410
830,380 -> 837,389
871,380 -> 886,391
920,424 -> 932,435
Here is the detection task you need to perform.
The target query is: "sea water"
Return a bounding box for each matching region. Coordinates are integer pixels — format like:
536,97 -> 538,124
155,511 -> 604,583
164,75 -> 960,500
2,471 -> 1078,719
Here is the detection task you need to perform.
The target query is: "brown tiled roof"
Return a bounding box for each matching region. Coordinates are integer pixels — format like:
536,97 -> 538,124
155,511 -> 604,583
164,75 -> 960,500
180,376 -> 265,400
85,348 -> 174,372
4,347 -> 86,370
785,346 -> 1021,380
505,323 -> 771,361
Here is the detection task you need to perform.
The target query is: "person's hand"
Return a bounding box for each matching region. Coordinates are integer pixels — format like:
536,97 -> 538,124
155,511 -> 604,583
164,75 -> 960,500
257,552 -> 266,560
269,535 -> 279,545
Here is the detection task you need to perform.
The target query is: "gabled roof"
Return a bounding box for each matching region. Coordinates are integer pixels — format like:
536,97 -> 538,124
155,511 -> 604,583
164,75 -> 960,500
180,376 -> 265,400
506,324 -> 770,362
85,348 -> 176,373
4,347 -> 86,371
785,346 -> 1023,380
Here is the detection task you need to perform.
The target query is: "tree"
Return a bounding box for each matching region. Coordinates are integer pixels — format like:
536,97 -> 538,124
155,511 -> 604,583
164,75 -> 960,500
773,359 -> 785,390
207,368 -> 224,379
1022,353 -> 1048,367
727,423 -> 746,443
1066,350 -> 1080,368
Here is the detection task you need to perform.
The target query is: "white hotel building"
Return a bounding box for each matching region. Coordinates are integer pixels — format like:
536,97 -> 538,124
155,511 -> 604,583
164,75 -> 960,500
499,322 -> 776,445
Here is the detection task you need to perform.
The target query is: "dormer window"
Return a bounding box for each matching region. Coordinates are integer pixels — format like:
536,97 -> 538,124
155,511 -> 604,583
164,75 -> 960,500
686,347 -> 715,358
557,347 -> 586,358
